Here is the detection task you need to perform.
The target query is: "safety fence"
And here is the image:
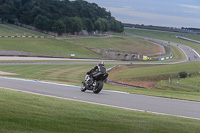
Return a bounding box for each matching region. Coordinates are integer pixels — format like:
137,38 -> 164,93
158,56 -> 173,61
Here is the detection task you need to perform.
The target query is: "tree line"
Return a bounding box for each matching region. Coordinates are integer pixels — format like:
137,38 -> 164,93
0,0 -> 124,35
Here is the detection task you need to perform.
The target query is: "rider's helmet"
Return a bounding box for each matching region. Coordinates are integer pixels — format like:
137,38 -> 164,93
99,61 -> 104,66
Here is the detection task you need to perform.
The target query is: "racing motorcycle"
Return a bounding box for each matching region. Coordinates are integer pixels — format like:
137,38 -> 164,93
81,73 -> 108,94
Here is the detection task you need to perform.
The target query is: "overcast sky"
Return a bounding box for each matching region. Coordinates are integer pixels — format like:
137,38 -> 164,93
84,0 -> 200,28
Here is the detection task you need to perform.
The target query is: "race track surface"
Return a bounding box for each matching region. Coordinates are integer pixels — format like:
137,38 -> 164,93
1,77 -> 200,120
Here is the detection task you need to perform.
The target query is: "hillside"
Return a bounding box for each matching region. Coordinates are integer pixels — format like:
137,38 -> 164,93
0,24 -> 166,59
0,24 -> 102,58
125,28 -> 200,55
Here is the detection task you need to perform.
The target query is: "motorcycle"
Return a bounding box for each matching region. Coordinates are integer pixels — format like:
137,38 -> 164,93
81,73 -> 108,94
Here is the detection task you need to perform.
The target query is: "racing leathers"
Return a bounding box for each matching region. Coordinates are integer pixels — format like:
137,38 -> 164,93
87,64 -> 106,80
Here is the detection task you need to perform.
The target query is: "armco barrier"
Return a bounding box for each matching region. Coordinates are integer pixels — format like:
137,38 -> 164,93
158,56 -> 172,61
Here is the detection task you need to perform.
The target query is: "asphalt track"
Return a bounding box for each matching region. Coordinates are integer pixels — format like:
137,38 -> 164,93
0,76 -> 200,120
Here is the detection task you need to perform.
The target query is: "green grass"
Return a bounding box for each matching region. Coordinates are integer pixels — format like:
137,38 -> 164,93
125,29 -> 200,54
110,62 -> 200,81
170,44 -> 187,61
1,88 -> 200,133
0,64 -> 114,85
0,25 -> 25,36
0,60 -> 103,63
179,76 -> 200,88
0,24 -> 44,36
157,80 -> 200,92
64,36 -> 160,55
111,32 -> 130,36
110,84 -> 200,101
108,62 -> 200,101
156,75 -> 200,92
5,24 -> 44,36
0,37 -> 102,58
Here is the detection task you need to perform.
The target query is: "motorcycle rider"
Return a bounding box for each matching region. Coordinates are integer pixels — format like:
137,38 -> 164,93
86,61 -> 106,84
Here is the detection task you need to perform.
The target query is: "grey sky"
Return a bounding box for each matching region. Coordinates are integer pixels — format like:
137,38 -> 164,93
85,0 -> 200,28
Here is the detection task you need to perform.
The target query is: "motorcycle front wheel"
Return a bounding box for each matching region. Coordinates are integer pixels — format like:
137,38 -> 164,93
81,82 -> 87,92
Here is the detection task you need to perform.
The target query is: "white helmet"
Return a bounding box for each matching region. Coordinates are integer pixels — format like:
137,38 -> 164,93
99,61 -> 104,66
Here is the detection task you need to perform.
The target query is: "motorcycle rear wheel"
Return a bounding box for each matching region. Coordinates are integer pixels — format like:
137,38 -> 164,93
93,81 -> 103,94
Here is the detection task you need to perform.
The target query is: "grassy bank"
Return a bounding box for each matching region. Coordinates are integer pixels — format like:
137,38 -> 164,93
5,24 -> 44,36
125,29 -> 200,54
0,37 -> 102,58
63,36 -> 161,55
109,62 -> 200,81
108,62 -> 200,101
1,88 -> 200,133
0,25 -> 24,36
0,24 -> 166,59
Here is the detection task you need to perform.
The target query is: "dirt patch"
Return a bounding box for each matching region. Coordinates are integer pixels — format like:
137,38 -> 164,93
108,65 -> 158,89
0,71 -> 18,75
113,80 -> 157,89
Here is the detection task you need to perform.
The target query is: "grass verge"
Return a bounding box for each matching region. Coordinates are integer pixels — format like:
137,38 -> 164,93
0,88 -> 200,133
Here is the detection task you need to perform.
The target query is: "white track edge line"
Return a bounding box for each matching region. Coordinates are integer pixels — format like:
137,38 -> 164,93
0,76 -> 129,94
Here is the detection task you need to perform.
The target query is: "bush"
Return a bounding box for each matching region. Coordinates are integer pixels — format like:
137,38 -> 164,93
178,71 -> 187,78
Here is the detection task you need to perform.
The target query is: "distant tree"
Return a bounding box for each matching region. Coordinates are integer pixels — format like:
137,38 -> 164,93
30,7 -> 44,20
94,20 -> 102,31
63,17 -> 74,33
81,18 -> 94,32
43,18 -> 53,31
52,20 -> 66,35
101,18 -> 110,31
0,0 -> 17,23
115,21 -> 124,32
108,17 -> 116,31
94,18 -> 110,32
34,15 -> 46,30
73,17 -> 83,33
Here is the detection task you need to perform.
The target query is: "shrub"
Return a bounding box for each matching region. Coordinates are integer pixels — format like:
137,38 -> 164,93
178,71 -> 187,78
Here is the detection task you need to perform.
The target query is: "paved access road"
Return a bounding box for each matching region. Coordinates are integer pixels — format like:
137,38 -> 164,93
1,77 -> 200,120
